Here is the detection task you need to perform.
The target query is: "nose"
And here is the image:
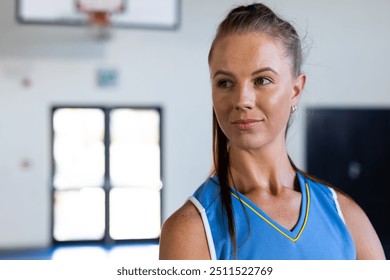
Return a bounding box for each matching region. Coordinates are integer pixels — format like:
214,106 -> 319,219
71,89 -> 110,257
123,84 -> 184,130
234,84 -> 255,111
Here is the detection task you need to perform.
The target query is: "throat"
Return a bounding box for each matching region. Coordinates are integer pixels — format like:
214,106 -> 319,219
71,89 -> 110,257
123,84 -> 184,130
244,188 -> 303,231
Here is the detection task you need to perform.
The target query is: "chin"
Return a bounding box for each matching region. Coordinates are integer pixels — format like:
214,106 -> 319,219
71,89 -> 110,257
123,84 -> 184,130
230,136 -> 269,151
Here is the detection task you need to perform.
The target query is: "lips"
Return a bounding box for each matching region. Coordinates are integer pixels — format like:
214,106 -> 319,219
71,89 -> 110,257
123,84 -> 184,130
231,119 -> 262,130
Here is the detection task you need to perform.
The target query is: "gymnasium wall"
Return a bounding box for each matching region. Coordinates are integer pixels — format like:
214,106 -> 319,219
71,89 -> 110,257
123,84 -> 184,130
0,0 -> 389,249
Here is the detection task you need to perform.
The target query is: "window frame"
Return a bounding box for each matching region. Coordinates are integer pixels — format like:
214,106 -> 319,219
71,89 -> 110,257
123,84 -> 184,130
50,105 -> 163,245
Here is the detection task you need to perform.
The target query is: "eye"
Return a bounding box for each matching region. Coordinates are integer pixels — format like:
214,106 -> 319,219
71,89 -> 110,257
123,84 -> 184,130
216,79 -> 234,89
254,77 -> 272,86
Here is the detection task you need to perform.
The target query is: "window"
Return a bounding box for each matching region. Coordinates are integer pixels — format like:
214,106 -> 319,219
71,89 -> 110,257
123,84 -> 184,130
51,106 -> 162,243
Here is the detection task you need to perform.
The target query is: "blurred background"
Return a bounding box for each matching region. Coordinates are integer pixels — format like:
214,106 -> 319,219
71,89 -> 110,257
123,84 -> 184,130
0,0 -> 389,260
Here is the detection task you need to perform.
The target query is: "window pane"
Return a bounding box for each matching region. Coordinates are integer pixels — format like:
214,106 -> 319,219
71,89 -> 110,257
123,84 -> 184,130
109,188 -> 160,240
53,108 -> 105,189
54,188 -> 105,241
110,109 -> 161,187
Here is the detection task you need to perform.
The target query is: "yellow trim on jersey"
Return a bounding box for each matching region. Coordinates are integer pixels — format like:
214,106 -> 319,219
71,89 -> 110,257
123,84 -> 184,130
231,183 -> 310,242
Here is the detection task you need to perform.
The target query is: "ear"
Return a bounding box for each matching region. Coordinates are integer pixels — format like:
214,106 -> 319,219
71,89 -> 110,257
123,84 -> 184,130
291,73 -> 306,104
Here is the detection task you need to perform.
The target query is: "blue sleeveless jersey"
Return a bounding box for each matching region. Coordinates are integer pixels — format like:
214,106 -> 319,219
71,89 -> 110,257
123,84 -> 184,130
189,172 -> 356,260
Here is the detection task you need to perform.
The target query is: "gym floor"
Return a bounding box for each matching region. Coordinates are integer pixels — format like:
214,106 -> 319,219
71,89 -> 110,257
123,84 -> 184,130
0,242 -> 159,260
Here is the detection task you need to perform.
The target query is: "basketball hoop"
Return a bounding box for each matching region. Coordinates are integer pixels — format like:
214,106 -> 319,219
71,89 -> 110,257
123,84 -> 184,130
77,0 -> 126,40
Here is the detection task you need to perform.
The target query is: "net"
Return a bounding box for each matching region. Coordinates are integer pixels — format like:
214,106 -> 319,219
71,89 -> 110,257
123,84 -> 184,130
77,0 -> 126,40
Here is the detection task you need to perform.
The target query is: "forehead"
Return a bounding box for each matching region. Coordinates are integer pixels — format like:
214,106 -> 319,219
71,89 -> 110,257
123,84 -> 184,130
209,33 -> 290,73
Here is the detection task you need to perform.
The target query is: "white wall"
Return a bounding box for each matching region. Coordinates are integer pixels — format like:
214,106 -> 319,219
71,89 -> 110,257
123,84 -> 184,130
0,0 -> 389,249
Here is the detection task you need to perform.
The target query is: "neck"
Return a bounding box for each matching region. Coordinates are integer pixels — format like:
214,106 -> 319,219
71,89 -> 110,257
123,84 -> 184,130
228,142 -> 296,195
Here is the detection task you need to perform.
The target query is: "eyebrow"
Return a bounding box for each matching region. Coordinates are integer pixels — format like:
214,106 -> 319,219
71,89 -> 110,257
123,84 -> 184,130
252,67 -> 278,76
213,67 -> 278,79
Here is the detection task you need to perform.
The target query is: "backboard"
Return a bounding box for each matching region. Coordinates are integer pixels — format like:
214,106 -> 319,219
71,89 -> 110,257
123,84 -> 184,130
16,0 -> 180,30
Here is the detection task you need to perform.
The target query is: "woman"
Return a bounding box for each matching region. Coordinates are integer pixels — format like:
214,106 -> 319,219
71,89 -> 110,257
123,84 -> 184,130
159,3 -> 385,260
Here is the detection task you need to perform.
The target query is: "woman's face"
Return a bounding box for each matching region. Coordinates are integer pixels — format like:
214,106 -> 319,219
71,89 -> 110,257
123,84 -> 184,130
209,33 -> 306,151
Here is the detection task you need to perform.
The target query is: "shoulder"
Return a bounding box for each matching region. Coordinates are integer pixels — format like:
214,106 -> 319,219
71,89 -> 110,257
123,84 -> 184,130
335,190 -> 386,259
159,200 -> 210,260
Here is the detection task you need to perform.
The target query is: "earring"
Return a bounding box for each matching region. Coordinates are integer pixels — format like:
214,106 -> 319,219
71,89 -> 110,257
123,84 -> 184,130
291,105 -> 298,113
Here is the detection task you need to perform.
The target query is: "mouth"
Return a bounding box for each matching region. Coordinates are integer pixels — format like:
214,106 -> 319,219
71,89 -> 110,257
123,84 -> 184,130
231,119 -> 263,130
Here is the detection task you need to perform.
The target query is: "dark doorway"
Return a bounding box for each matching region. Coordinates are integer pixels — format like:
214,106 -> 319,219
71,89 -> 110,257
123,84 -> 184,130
306,108 -> 390,259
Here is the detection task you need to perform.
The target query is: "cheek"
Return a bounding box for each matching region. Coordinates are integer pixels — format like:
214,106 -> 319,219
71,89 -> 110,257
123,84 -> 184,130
212,96 -> 232,138
260,90 -> 292,125
213,106 -> 229,133
212,93 -> 230,119
269,95 -> 290,112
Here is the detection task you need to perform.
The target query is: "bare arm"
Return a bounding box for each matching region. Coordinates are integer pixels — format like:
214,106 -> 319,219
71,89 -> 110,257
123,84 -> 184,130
337,191 -> 386,259
159,201 -> 211,260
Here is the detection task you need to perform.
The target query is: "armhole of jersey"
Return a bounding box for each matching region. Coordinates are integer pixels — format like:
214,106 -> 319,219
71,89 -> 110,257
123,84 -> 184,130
188,196 -> 217,260
328,187 -> 346,224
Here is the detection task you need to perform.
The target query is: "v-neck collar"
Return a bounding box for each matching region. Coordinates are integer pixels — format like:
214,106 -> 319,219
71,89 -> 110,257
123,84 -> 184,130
229,172 -> 310,242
